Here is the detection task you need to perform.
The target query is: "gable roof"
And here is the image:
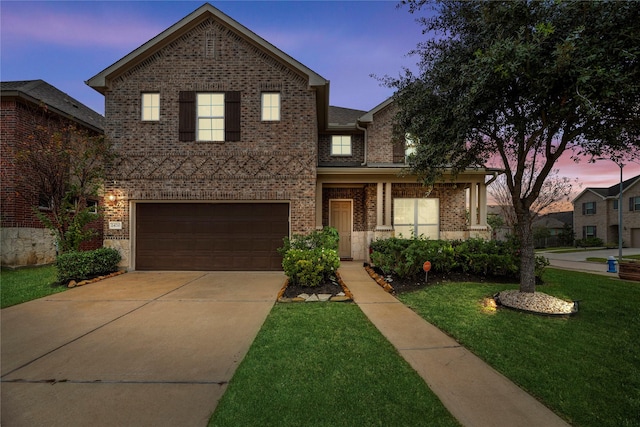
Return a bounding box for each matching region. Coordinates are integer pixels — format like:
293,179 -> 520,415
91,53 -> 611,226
573,174 -> 640,202
359,97 -> 393,123
86,3 -> 330,126
1,80 -> 104,132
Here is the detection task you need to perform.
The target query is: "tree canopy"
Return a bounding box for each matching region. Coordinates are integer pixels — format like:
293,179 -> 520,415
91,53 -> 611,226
388,0 -> 640,292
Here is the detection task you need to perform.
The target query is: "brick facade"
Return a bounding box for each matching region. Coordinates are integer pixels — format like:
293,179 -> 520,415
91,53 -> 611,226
1,97 -> 103,266
100,16 -> 320,265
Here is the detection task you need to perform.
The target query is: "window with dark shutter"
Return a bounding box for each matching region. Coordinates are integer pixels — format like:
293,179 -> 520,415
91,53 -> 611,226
225,91 -> 241,141
179,91 -> 196,141
392,139 -> 406,163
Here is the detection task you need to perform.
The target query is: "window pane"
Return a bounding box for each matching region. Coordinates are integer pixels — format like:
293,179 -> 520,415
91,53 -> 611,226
262,93 -> 280,121
142,93 -> 160,121
393,198 -> 439,239
331,135 -> 352,156
197,94 -> 224,141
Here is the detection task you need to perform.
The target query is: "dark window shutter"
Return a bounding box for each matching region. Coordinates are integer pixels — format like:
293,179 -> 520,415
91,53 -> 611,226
582,203 -> 585,215
631,197 -> 635,211
593,203 -> 596,214
179,91 -> 196,141
392,139 -> 405,163
225,91 -> 241,142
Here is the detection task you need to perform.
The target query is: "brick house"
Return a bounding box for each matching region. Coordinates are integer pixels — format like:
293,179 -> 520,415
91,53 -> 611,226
87,3 -> 492,271
1,80 -> 105,267
573,174 -> 640,247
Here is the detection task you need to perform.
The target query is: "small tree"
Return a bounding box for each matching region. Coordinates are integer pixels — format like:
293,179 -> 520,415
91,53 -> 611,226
14,105 -> 113,254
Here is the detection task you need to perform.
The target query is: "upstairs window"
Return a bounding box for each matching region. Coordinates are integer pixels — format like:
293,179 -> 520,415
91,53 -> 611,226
197,93 -> 225,141
179,91 -> 240,142
141,93 -> 160,121
614,199 -> 619,210
331,135 -> 352,156
582,201 -> 596,215
631,197 -> 640,211
261,92 -> 280,121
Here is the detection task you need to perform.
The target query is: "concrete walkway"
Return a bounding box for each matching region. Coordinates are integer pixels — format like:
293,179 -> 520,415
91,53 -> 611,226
1,271 -> 284,427
338,262 -> 569,427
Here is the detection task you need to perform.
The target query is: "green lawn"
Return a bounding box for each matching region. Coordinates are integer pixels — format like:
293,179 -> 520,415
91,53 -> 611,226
397,269 -> 640,427
1,265 -> 65,308
209,303 -> 460,427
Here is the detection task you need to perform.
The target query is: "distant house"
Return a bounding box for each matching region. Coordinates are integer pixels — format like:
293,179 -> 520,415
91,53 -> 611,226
0,80 -> 105,266
532,211 -> 573,247
86,3 -> 494,271
573,174 -> 640,247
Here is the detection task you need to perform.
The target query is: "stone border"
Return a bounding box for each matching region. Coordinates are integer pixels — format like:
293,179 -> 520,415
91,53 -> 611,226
67,270 -> 127,288
277,271 -> 353,303
364,265 -> 394,293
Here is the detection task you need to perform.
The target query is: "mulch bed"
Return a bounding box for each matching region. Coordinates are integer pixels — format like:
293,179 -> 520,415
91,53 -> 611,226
364,264 -> 517,294
278,271 -> 354,302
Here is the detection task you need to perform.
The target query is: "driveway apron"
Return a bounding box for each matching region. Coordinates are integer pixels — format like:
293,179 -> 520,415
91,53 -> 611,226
1,271 -> 284,427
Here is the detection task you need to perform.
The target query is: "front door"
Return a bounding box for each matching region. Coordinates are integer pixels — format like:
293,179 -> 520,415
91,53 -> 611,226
330,200 -> 352,259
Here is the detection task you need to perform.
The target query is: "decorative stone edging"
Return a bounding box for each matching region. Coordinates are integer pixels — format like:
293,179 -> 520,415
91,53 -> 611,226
277,271 -> 354,303
67,270 -> 127,288
364,265 -> 394,293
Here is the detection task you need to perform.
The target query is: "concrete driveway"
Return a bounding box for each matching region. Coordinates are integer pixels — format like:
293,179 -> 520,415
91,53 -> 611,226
1,271 -> 285,426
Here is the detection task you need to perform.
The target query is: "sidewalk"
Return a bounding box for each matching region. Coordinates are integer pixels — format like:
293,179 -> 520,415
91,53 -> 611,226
338,262 -> 569,427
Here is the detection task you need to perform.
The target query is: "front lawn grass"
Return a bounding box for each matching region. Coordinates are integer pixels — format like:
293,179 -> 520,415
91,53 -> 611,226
397,268 -> 640,427
209,303 -> 460,427
1,265 -> 64,308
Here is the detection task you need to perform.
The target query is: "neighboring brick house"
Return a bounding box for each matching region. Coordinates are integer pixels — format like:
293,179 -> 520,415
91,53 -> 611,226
1,80 -> 105,267
573,174 -> 640,247
87,3 -> 492,271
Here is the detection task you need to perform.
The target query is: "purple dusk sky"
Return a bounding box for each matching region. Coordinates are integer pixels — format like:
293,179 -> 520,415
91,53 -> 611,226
1,0 -> 638,190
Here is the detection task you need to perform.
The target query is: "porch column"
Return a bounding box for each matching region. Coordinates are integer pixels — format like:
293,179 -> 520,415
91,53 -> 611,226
376,182 -> 384,228
315,181 -> 323,230
385,182 -> 393,227
478,182 -> 487,226
469,183 -> 479,226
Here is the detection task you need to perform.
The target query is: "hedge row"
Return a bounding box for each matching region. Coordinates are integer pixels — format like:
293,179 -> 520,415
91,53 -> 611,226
370,237 -> 549,281
56,247 -> 121,283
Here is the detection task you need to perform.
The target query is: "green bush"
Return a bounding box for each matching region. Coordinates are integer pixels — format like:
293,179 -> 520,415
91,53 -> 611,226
576,237 -> 604,248
369,236 -> 547,281
279,226 -> 339,253
56,247 -> 121,283
280,227 -> 340,287
282,247 -> 340,287
370,238 -> 457,277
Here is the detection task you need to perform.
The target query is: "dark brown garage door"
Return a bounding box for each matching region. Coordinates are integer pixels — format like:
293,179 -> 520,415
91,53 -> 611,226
136,203 -> 289,271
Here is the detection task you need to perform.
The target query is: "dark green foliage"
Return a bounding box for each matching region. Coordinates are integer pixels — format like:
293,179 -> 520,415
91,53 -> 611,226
370,236 -> 548,281
55,247 -> 121,283
279,227 -> 340,286
279,226 -> 339,253
389,0 -> 640,292
575,237 -> 604,248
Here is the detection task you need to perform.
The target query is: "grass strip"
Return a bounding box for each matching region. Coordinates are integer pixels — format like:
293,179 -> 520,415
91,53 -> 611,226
210,303 -> 460,427
1,265 -> 64,308
397,268 -> 640,427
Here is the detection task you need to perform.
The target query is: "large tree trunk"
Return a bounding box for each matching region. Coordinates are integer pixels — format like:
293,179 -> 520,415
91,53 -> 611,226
514,208 -> 537,293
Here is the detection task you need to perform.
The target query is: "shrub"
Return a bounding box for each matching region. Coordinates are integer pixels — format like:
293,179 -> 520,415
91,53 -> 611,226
280,227 -> 340,287
56,247 -> 121,283
576,237 -> 604,248
279,227 -> 339,253
369,236 -> 547,281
